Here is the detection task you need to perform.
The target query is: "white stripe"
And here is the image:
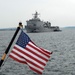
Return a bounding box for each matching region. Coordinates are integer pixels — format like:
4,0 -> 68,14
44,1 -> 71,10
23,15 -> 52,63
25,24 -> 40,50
15,45 -> 49,63
27,62 -> 43,72
26,42 -> 49,60
14,45 -> 47,63
29,42 -> 50,57
15,44 -> 50,60
10,51 -> 44,74
12,48 -> 45,68
10,53 -> 25,62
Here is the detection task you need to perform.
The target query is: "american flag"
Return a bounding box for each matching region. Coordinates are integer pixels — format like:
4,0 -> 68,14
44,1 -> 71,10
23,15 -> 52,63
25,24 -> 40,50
9,30 -> 52,74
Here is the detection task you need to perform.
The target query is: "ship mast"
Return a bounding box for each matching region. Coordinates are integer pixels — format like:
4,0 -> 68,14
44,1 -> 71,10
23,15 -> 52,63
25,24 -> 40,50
33,11 -> 39,19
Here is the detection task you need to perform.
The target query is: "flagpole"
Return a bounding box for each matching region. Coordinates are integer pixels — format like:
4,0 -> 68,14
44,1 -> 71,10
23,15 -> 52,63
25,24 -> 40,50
0,22 -> 23,67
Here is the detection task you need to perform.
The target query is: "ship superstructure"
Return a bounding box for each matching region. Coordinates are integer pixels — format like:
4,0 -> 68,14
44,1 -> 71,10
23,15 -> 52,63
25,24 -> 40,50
25,12 -> 61,33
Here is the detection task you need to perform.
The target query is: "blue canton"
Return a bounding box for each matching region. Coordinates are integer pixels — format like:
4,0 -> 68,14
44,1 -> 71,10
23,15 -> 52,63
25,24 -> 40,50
16,31 -> 31,48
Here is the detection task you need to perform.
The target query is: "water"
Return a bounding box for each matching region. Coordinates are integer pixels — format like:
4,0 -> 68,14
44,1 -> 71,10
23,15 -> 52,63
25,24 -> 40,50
0,28 -> 75,75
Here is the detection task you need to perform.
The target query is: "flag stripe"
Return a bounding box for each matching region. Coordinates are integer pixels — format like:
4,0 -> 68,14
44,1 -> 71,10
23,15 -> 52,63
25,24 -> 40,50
11,49 -> 24,58
10,50 -> 44,70
40,47 -> 52,55
14,45 -> 46,66
11,45 -> 45,68
15,45 -> 47,63
28,62 -> 43,72
10,51 -> 44,73
25,47 -> 47,64
30,67 -> 42,74
15,44 -> 49,62
28,42 -> 50,58
25,58 -> 44,70
29,65 -> 43,74
25,46 -> 48,62
9,54 -> 26,64
9,52 -> 26,64
27,42 -> 50,59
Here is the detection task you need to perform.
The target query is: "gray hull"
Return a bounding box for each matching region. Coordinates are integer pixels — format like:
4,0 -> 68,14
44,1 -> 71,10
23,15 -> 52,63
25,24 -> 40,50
25,26 -> 61,33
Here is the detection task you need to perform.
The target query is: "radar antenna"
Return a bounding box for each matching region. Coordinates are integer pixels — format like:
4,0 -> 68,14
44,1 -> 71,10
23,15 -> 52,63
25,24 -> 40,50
33,11 -> 40,19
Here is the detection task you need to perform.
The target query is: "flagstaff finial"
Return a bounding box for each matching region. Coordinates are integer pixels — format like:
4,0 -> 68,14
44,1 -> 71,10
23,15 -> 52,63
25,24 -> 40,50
19,22 -> 23,28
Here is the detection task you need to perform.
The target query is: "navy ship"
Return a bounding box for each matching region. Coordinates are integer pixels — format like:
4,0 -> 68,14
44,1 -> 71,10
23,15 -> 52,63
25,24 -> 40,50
25,12 -> 61,33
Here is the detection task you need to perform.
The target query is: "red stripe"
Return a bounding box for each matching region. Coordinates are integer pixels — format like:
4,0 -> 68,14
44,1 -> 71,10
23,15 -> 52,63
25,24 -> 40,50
29,66 -> 43,74
10,50 -> 24,59
14,46 -> 47,65
28,43 -> 50,58
10,45 -> 50,73
9,50 -> 27,64
9,55 -> 27,64
10,53 -> 43,74
31,41 -> 51,55
25,58 -> 44,70
40,48 -> 51,55
25,47 -> 48,62
13,46 -> 45,70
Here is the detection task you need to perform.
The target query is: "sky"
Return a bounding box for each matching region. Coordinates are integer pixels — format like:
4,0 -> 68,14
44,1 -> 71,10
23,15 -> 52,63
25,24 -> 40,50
0,0 -> 75,28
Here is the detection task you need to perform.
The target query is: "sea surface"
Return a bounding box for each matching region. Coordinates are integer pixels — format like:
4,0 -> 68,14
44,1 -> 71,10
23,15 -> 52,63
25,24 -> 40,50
0,28 -> 75,75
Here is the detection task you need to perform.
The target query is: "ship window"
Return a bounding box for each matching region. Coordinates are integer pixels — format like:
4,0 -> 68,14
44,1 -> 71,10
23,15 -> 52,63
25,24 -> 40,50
33,24 -> 36,26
